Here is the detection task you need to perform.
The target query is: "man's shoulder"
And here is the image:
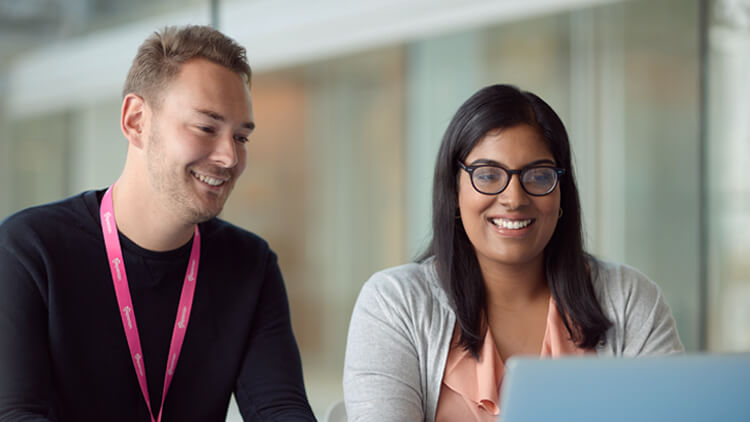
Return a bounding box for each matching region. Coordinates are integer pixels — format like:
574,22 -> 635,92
200,218 -> 271,254
0,191 -> 95,241
0,191 -> 98,273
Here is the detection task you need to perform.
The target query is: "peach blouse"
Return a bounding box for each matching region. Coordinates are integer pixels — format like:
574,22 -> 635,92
435,297 -> 592,421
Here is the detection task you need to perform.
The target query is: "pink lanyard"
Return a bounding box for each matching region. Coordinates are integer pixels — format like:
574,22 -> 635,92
100,185 -> 200,422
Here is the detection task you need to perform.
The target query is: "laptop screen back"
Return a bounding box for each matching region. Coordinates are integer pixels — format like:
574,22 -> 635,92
499,354 -> 750,422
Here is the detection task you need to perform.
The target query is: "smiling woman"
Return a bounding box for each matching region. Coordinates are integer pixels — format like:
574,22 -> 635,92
457,124 -> 562,272
342,84 -> 685,422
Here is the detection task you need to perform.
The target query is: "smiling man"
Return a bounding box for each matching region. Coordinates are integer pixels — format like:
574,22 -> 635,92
0,25 -> 315,421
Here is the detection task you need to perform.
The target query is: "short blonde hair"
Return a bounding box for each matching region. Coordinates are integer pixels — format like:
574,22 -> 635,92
122,25 -> 252,102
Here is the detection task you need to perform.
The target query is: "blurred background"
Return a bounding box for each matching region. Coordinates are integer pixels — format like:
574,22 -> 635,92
1,0 -> 748,418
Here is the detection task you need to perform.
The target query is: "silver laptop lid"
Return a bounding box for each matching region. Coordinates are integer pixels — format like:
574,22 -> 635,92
499,354 -> 750,422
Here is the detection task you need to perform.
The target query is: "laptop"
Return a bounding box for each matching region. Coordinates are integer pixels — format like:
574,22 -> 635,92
499,354 -> 750,422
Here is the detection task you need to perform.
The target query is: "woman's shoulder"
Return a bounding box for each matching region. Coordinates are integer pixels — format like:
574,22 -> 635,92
357,257 -> 451,314
588,256 -> 685,355
589,256 -> 677,340
589,256 -> 663,305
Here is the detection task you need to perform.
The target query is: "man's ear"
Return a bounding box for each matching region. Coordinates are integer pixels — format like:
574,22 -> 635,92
121,93 -> 146,149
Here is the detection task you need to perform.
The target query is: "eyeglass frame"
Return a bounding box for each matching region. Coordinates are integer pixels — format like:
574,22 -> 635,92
457,161 -> 566,196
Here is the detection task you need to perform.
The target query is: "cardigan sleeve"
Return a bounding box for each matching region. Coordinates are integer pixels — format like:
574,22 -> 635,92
343,272 -> 425,422
595,261 -> 685,356
621,274 -> 685,356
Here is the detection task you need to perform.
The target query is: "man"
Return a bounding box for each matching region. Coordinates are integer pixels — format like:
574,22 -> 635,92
0,25 -> 315,421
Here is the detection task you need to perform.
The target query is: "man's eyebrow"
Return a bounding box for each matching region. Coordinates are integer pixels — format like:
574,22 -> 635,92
195,109 -> 225,122
195,109 -> 255,131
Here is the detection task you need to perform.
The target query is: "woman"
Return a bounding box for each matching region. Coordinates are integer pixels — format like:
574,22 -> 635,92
343,84 -> 684,421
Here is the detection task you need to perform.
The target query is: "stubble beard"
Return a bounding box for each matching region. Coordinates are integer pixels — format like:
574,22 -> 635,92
146,127 -> 228,225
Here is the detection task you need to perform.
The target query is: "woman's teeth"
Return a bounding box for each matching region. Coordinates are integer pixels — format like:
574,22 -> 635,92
491,218 -> 533,230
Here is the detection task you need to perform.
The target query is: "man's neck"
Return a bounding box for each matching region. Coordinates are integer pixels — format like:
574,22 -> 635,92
110,179 -> 196,252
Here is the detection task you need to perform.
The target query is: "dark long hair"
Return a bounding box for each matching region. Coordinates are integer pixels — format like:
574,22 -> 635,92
421,84 -> 611,356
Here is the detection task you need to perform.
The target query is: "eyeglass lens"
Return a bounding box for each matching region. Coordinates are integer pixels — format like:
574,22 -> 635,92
472,166 -> 558,195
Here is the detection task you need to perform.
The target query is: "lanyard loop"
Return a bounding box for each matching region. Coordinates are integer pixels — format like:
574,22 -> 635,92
100,185 -> 200,422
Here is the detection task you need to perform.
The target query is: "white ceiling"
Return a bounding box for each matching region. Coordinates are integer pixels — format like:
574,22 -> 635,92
5,0 -> 620,117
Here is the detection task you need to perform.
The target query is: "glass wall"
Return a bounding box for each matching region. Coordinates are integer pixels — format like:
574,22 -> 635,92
220,49 -> 407,412
404,0 -> 703,353
706,0 -> 750,351
2,0 -> 748,419
0,0 -> 210,217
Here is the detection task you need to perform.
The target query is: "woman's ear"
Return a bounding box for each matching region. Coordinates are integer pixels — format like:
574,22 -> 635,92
121,93 -> 146,149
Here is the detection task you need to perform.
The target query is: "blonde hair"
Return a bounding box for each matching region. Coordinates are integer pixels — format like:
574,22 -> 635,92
122,25 -> 252,102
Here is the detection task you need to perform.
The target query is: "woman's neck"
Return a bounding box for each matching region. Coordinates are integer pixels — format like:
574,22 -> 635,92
479,254 -> 549,310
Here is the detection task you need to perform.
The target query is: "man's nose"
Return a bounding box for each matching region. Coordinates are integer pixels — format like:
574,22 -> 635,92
211,133 -> 238,168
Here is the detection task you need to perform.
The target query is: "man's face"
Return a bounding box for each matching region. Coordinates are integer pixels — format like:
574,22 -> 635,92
143,58 -> 254,224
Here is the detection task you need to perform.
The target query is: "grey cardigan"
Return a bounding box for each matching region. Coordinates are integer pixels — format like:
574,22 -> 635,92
343,257 -> 684,422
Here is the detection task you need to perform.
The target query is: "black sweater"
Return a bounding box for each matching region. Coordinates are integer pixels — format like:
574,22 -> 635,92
0,190 -> 315,421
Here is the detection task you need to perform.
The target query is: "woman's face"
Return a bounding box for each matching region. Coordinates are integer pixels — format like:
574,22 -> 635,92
457,124 -> 561,270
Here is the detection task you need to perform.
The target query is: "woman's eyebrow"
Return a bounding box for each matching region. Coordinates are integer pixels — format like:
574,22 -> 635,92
468,158 -> 501,166
467,158 -> 555,167
524,159 -> 556,167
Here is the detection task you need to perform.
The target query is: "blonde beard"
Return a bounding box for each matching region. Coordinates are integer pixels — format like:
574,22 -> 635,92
145,126 -> 228,224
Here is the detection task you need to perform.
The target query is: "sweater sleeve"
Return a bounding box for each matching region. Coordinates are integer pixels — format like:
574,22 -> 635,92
233,250 -> 316,421
0,244 -> 54,422
622,275 -> 685,356
343,273 -> 425,422
598,262 -> 685,356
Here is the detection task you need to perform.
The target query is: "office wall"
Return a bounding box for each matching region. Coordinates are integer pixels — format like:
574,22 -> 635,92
706,0 -> 750,351
2,0 -> 748,418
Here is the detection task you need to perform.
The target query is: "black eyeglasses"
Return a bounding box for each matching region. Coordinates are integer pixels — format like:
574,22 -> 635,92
458,162 -> 565,196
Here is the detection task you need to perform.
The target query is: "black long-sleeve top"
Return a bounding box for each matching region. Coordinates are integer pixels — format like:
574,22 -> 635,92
0,190 -> 316,421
